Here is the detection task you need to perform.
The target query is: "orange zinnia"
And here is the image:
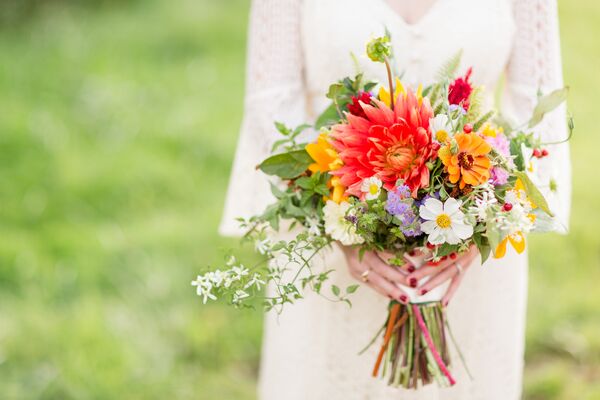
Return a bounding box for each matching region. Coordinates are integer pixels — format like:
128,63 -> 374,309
439,133 -> 492,189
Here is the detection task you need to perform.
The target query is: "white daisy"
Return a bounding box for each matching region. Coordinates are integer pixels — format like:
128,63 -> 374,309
360,176 -> 382,200
419,198 -> 473,245
323,201 -> 365,246
429,114 -> 453,143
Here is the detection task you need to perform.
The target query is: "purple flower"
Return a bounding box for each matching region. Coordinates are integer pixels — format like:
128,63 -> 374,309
490,167 -> 509,186
386,186 -> 422,237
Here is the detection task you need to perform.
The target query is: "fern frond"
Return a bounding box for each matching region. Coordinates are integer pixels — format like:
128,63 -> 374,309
473,110 -> 495,132
466,86 -> 484,121
436,50 -> 463,81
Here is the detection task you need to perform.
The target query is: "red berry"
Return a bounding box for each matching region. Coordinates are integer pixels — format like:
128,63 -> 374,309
426,242 -> 435,250
541,149 -> 549,157
503,203 -> 513,211
463,123 -> 473,133
533,149 -> 541,158
449,252 -> 457,260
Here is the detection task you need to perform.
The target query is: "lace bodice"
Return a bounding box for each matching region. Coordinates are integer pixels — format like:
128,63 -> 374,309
219,0 -> 570,237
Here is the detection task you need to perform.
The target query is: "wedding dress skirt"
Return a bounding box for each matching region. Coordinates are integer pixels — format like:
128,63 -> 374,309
219,1 -> 571,399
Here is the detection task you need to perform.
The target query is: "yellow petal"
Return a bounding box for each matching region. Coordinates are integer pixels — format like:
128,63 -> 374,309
494,238 -> 508,258
508,232 -> 526,254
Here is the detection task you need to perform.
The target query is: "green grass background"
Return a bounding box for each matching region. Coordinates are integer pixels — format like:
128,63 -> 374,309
0,0 -> 598,398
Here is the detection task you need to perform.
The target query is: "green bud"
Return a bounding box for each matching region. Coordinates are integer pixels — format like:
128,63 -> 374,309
450,139 -> 459,155
366,36 -> 392,63
549,178 -> 558,192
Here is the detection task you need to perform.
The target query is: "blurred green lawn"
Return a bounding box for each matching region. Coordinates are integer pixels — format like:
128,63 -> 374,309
0,0 -> 598,399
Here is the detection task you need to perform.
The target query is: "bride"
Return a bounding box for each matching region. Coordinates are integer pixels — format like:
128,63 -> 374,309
219,0 -> 571,399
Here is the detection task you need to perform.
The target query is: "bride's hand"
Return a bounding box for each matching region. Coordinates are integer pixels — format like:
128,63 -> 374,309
405,245 -> 479,307
341,246 -> 414,304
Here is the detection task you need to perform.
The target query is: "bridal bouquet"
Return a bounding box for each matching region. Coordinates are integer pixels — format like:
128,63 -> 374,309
193,35 -> 570,389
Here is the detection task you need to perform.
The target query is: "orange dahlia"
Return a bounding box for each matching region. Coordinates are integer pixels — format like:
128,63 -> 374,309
329,90 -> 436,197
439,133 -> 492,189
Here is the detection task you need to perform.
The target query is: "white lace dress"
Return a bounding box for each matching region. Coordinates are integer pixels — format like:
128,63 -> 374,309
219,1 -> 571,399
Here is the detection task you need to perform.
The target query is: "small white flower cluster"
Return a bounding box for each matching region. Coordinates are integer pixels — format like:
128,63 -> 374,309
191,256 -> 265,305
498,188 -> 535,235
468,184 -> 498,222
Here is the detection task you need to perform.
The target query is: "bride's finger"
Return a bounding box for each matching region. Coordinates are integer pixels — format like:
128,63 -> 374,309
405,265 -> 440,287
442,272 -> 465,307
417,264 -> 458,295
367,253 -> 409,286
368,271 -> 409,304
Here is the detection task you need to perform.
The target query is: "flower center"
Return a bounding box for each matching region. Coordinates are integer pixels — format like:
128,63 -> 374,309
386,144 -> 415,172
435,214 -> 451,229
435,130 -> 448,142
457,152 -> 475,170
369,184 -> 379,195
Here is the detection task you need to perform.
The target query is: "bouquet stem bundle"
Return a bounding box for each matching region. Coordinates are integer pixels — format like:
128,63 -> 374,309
371,302 -> 456,389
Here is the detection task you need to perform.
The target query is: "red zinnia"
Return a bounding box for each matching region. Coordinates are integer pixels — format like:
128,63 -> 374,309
330,90 -> 437,198
448,67 -> 473,110
347,91 -> 372,119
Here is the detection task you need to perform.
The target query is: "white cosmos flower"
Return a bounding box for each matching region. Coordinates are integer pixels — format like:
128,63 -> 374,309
419,198 -> 473,245
323,201 -> 364,246
360,177 -> 382,200
429,114 -> 453,143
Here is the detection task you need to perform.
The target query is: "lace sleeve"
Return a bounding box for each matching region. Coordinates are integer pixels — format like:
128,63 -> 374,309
503,0 -> 571,233
219,0 -> 307,236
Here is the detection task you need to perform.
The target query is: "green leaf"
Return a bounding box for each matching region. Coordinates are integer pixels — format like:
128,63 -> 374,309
315,103 -> 341,129
274,121 -> 291,135
326,83 -> 344,100
346,284 -> 360,294
258,150 -> 313,179
514,171 -> 554,216
473,234 -> 491,264
331,285 -> 341,297
527,87 -> 569,128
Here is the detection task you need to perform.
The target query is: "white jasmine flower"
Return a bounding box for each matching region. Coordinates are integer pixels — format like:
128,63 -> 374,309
419,198 -> 473,245
323,201 -> 365,246
232,289 -> 250,304
244,273 -> 266,290
231,265 -> 249,280
255,238 -> 271,255
360,177 -> 382,200
191,276 -> 217,304
429,114 -> 454,143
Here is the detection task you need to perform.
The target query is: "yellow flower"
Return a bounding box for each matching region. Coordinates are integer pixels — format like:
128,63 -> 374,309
480,123 -> 502,138
378,78 -> 405,107
494,232 -> 525,258
305,133 -> 342,173
326,176 -> 347,204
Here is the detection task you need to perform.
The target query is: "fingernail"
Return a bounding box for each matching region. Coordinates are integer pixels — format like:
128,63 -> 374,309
409,277 -> 417,288
408,250 -> 416,256
442,300 -> 449,307
407,265 -> 415,273
449,252 -> 457,260
399,295 -> 408,304
441,255 -> 448,261
420,289 -> 428,295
